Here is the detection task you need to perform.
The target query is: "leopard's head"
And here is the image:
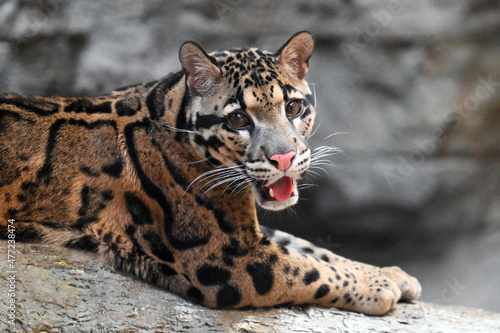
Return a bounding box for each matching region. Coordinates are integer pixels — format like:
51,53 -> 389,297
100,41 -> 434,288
179,32 -> 316,211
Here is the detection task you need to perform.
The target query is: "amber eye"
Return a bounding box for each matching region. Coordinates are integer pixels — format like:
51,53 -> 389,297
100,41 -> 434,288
285,99 -> 303,117
228,112 -> 251,130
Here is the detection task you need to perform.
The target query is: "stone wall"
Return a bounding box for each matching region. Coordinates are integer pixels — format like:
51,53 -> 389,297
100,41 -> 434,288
1,0 -> 499,312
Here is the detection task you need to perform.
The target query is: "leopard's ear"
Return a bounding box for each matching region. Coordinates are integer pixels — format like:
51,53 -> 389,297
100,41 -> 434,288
179,42 -> 221,95
276,31 -> 314,80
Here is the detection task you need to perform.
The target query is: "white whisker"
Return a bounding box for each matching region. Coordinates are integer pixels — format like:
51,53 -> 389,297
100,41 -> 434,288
309,117 -> 323,139
203,175 -> 247,196
152,120 -> 201,134
323,132 -> 349,140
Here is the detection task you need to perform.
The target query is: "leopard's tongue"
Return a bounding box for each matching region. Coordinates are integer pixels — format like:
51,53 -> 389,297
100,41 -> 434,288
268,177 -> 293,201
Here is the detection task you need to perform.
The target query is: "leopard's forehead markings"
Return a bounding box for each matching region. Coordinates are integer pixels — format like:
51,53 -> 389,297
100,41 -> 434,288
211,48 -> 287,119
211,48 -> 281,89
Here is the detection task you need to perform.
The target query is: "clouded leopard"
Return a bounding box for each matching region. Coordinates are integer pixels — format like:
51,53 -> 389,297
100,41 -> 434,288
0,32 -> 420,315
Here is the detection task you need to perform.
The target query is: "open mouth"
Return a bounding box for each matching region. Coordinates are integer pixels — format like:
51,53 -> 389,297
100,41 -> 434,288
261,176 -> 297,201
255,176 -> 299,210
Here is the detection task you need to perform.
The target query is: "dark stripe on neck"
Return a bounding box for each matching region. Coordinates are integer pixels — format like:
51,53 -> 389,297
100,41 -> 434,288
151,138 -> 191,190
124,120 -> 211,250
146,70 -> 184,120
174,82 -> 190,142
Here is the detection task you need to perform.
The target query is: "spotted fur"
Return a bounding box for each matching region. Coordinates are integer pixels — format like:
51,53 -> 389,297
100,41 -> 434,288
0,32 -> 420,315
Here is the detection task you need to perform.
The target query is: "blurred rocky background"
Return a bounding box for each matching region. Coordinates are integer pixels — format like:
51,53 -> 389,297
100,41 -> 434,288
0,0 -> 499,312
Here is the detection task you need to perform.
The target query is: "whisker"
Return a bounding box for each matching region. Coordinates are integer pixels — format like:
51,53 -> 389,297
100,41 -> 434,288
203,175 -> 247,196
200,172 -> 243,192
152,120 -> 201,134
185,157 -> 212,165
309,117 -> 323,139
305,169 -> 321,179
298,183 -> 317,190
323,132 -> 349,140
231,178 -> 254,195
309,166 -> 330,176
183,165 -> 245,196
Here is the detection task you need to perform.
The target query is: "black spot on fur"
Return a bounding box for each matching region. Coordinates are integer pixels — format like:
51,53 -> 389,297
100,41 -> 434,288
101,190 -> 113,201
223,238 -> 249,257
259,237 -> 271,246
124,192 -> 154,225
279,245 -> 289,255
78,186 -> 91,216
303,268 -> 320,285
102,160 -> 123,178
217,285 -> 241,307
71,217 -> 97,231
302,247 -> 314,254
187,287 -> 204,303
314,284 -> 330,299
207,136 -> 224,150
268,253 -> 278,264
116,98 -> 138,116
197,264 -> 231,286
65,235 -> 99,251
102,232 -> 112,244
64,99 -> 109,113
80,166 -> 99,177
320,254 -> 330,262
277,239 -> 291,247
142,230 -> 175,263
85,101 -> 112,114
160,264 -> 178,276
223,256 -> 234,267
246,262 -> 274,295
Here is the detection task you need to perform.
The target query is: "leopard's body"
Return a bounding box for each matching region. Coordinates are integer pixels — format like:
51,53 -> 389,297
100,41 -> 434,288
0,32 -> 420,315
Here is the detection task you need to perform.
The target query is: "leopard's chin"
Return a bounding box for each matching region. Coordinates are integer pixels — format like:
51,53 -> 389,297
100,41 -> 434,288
253,177 -> 299,211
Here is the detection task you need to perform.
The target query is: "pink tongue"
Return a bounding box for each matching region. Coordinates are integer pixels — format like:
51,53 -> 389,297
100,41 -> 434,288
268,177 -> 293,201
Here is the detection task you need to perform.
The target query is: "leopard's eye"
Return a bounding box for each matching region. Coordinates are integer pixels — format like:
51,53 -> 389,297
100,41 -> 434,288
285,99 -> 303,118
228,112 -> 251,130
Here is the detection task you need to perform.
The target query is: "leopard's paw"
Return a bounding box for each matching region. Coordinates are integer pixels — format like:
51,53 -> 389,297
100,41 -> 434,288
353,282 -> 401,315
339,266 -> 402,315
380,266 -> 421,302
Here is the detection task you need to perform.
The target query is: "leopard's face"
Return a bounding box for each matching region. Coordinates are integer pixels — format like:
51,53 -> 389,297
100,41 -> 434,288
180,33 -> 316,210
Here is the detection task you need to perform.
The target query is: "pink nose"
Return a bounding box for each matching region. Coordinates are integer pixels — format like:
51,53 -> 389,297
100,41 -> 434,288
269,151 -> 296,171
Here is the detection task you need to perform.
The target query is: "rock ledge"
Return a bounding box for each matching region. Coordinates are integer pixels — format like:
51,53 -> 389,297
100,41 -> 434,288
1,241 -> 499,332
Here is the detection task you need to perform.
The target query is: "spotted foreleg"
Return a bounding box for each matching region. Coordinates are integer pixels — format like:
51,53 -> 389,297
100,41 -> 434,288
260,225 -> 421,303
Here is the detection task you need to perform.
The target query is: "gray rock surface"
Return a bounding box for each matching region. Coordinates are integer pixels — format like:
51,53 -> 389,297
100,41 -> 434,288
0,0 -> 499,312
2,241 -> 500,333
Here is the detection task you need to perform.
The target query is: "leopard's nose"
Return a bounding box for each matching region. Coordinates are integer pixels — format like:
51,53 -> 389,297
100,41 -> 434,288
269,151 -> 296,171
